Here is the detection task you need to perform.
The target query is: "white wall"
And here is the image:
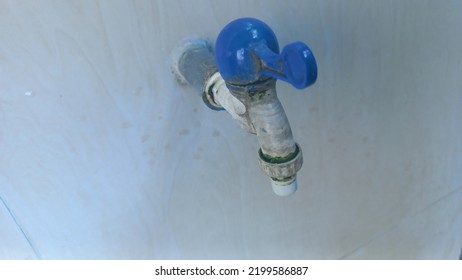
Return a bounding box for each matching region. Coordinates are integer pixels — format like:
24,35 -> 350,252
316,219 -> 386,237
0,0 -> 461,259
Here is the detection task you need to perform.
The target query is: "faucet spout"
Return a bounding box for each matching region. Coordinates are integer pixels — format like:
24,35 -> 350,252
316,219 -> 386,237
248,86 -> 303,196
223,79 -> 303,196
246,81 -> 297,159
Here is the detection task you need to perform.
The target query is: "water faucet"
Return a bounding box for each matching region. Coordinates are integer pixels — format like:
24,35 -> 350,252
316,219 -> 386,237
173,18 -> 317,196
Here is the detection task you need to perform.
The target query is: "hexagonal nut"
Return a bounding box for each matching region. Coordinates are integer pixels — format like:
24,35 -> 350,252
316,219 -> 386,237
257,144 -> 303,179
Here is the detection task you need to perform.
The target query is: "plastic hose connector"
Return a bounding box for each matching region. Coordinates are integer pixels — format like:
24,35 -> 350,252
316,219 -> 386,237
215,17 -> 317,89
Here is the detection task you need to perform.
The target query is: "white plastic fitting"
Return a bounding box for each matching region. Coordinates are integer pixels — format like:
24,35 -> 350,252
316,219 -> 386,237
272,177 -> 298,196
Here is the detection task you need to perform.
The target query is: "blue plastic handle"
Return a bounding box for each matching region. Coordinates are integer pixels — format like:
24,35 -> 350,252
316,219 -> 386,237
215,18 -> 317,89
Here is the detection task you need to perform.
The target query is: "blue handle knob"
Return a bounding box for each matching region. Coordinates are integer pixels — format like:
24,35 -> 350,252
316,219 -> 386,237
215,17 -> 317,89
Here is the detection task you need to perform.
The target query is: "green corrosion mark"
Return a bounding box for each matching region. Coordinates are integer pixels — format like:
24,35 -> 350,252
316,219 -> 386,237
259,145 -> 299,164
271,176 -> 295,182
247,90 -> 267,101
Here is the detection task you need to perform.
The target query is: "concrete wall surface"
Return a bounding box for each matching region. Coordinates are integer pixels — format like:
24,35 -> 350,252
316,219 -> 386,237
0,0 -> 461,259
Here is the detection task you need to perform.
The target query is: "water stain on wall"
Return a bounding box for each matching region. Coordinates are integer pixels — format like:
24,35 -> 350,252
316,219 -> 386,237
179,128 -> 190,135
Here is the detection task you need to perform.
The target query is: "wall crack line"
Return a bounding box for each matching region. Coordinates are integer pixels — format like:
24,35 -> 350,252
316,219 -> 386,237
0,195 -> 42,259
